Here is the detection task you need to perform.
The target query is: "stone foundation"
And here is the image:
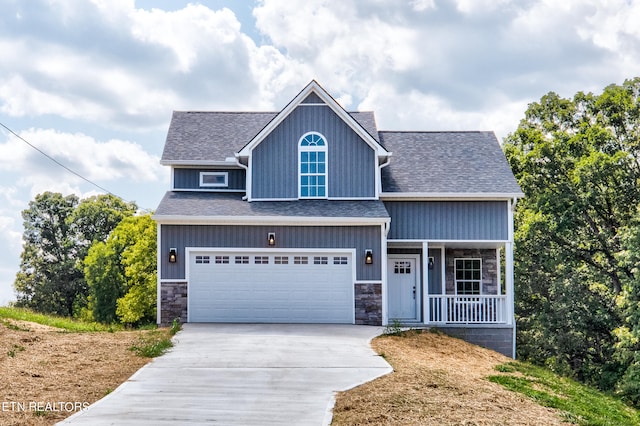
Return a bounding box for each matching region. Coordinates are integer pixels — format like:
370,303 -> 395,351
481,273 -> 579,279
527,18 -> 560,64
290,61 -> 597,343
354,283 -> 382,325
160,281 -> 188,326
437,326 -> 514,358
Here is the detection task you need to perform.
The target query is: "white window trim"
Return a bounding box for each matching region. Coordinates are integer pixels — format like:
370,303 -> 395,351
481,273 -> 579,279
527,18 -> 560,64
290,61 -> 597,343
454,258 -> 483,295
298,131 -> 328,199
199,171 -> 228,188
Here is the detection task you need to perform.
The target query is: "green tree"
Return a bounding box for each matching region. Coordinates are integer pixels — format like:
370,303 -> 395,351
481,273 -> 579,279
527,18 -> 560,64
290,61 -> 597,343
14,192 -> 84,316
70,194 -> 137,253
116,215 -> 157,325
84,214 -> 157,325
504,78 -> 640,394
14,192 -> 138,318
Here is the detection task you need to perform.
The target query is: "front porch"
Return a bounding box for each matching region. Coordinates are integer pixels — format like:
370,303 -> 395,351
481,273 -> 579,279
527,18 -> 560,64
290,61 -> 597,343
385,242 -> 515,357
386,243 -> 515,327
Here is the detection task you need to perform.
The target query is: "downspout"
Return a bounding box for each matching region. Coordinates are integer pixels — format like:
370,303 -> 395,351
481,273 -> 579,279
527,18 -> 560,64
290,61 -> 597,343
234,154 -> 249,201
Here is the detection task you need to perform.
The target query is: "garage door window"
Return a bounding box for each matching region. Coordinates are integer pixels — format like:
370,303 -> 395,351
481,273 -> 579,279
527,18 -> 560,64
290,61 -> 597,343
255,256 -> 269,264
274,256 -> 289,264
195,255 -> 210,264
235,256 -> 249,264
215,256 -> 229,264
294,256 -> 308,264
314,256 -> 328,265
333,256 -> 348,265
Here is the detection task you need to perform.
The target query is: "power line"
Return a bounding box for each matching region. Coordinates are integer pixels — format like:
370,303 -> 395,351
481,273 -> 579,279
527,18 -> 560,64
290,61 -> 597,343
0,121 -> 120,198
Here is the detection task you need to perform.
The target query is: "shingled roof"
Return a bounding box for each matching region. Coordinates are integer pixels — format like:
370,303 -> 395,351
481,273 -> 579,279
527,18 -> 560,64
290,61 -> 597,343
379,131 -> 522,196
161,111 -> 379,164
154,192 -> 390,221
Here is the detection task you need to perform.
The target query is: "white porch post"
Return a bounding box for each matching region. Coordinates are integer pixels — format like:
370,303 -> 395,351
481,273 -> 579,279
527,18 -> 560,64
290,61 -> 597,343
505,242 -> 514,326
423,241 -> 429,324
506,199 -> 516,327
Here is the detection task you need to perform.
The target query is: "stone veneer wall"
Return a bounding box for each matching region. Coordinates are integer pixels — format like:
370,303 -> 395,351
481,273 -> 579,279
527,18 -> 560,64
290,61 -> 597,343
355,283 -> 382,325
160,281 -> 188,326
445,248 -> 499,295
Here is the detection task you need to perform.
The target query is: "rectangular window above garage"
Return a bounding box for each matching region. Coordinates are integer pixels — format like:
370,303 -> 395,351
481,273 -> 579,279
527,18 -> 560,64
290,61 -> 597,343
199,172 -> 228,187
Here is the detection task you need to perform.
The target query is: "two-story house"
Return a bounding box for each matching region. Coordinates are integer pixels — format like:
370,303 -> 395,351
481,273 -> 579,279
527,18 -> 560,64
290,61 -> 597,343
153,81 -> 523,357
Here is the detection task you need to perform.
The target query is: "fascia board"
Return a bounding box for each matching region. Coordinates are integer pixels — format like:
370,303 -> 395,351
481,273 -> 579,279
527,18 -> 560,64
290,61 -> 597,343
161,160 -> 239,167
152,214 -> 390,226
380,192 -> 525,201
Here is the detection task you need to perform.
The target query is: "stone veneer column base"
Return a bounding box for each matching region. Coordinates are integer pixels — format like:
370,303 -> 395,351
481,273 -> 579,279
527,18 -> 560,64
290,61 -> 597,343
354,283 -> 382,325
160,281 -> 187,326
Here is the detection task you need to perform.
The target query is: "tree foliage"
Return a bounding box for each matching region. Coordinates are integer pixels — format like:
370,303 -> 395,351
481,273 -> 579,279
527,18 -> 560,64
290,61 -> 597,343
84,214 -> 157,325
14,192 -> 83,316
504,78 -> 640,399
14,192 -> 137,317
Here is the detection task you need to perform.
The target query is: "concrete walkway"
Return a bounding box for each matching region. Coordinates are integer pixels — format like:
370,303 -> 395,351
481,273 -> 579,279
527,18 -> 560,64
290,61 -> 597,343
58,324 -> 392,425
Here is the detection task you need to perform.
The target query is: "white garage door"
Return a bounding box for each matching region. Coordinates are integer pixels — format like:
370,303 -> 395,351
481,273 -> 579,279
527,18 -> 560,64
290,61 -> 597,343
188,250 -> 354,323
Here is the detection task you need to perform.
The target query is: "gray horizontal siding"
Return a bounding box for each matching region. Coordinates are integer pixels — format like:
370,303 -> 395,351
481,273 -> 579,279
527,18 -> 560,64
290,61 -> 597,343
385,201 -> 508,240
161,224 -> 382,281
173,168 -> 245,190
252,105 -> 376,199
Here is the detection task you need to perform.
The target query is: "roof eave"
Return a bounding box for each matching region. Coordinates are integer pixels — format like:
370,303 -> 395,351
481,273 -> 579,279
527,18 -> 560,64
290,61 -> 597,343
160,160 -> 240,167
152,214 -> 391,226
380,192 -> 524,201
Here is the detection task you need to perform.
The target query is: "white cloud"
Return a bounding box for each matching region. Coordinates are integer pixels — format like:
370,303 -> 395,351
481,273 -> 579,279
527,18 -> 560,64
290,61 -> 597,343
0,129 -> 163,198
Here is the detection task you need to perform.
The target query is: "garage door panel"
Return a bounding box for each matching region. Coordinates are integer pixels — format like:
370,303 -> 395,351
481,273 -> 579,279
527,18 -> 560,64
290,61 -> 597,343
189,251 -> 354,323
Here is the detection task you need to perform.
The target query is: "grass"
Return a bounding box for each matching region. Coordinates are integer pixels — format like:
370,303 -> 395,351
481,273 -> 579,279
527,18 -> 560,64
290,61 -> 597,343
0,306 -> 122,332
489,361 -> 640,426
129,330 -> 174,357
129,317 -> 181,358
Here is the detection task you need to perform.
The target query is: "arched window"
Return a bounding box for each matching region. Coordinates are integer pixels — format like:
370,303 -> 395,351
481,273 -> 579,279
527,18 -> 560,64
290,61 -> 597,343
299,132 -> 327,198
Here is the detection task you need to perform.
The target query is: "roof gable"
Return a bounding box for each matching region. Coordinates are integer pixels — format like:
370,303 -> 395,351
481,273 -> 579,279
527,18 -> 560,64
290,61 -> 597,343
236,80 -> 389,158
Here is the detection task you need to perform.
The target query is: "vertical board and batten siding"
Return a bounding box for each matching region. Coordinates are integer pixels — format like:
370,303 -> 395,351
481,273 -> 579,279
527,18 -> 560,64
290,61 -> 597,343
173,168 -> 245,190
384,201 -> 508,240
161,224 -> 381,281
251,105 -> 376,199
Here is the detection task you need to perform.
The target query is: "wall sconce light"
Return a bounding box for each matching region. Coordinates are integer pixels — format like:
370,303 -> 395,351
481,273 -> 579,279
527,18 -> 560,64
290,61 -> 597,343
428,257 -> 434,270
268,232 -> 276,246
168,248 -> 177,263
364,249 -> 373,265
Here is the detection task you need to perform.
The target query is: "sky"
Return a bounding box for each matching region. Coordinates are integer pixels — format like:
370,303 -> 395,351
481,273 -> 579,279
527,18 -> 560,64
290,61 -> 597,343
1,0 -> 639,306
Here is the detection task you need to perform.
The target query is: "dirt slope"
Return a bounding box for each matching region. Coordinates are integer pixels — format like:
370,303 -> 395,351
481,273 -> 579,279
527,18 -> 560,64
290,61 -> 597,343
332,330 -> 565,425
0,320 -> 150,426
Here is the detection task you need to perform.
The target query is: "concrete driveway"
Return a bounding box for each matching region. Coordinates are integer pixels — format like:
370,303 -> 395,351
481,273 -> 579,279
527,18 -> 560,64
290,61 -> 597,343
59,324 -> 392,425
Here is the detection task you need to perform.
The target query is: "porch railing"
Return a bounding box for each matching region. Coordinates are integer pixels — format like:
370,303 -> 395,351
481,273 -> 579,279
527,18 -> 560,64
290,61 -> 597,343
427,295 -> 507,324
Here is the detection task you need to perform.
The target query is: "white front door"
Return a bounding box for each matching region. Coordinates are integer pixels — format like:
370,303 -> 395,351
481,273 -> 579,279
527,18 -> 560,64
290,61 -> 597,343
388,256 -> 419,321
